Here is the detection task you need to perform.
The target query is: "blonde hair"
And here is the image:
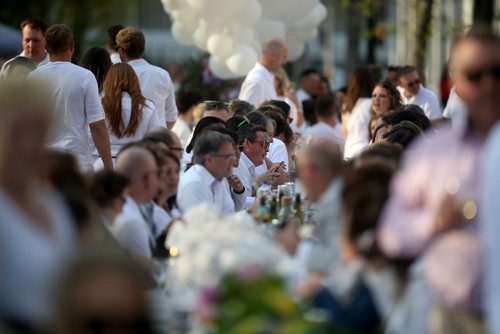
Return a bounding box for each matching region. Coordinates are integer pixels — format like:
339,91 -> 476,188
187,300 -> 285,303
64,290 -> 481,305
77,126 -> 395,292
274,67 -> 291,96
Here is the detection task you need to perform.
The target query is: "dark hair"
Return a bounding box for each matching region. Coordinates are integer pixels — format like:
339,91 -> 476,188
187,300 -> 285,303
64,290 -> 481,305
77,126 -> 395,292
246,111 -> 271,129
449,24 -> 500,68
382,105 -> 431,131
116,27 -> 145,58
88,170 -> 129,208
45,24 -> 73,54
397,65 -> 417,79
383,121 -> 423,149
315,95 -> 336,119
143,128 -> 178,149
387,65 -> 400,73
262,100 -> 290,119
107,24 -> 124,51
209,126 -> 239,146
263,110 -> 293,146
228,99 -> 254,117
237,123 -> 267,143
20,17 -> 47,34
299,67 -> 320,81
80,47 -> 112,93
162,152 -> 181,211
186,116 -> 226,153
4,56 -> 36,77
344,66 -> 375,111
302,98 -> 317,125
176,90 -> 203,114
193,131 -> 233,165
357,142 -> 403,167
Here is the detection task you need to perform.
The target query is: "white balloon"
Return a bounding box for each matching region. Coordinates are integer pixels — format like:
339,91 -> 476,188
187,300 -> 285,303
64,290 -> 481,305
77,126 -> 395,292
171,9 -> 199,32
285,36 -> 305,61
226,45 -> 258,76
193,25 -> 210,51
207,34 -> 234,59
187,0 -> 245,18
209,56 -> 238,79
171,22 -> 194,46
233,0 -> 262,26
161,0 -> 187,13
229,24 -> 255,45
295,3 -> 327,29
254,19 -> 286,42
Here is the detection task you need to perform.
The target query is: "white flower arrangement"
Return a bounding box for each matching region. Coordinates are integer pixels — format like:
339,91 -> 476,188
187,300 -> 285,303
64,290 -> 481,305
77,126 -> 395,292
165,204 -> 296,308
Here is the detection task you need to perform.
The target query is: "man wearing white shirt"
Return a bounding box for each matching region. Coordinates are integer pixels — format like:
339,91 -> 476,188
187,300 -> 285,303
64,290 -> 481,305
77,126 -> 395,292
443,86 -> 468,129
177,131 -> 238,214
111,146 -> 159,260
397,65 -> 442,120
239,38 -> 288,107
0,17 -> 50,76
172,90 -> 202,148
233,124 -> 269,208
296,68 -> 321,105
303,95 -> 345,151
29,24 -> 112,172
116,27 -> 178,129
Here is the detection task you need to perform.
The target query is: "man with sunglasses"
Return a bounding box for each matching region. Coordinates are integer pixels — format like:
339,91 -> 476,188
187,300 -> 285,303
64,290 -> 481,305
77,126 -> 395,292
379,26 -> 500,328
397,65 -> 442,121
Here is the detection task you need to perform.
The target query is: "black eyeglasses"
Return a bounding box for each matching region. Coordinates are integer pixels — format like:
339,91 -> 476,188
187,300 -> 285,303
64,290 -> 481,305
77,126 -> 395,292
463,65 -> 500,83
204,100 -> 229,110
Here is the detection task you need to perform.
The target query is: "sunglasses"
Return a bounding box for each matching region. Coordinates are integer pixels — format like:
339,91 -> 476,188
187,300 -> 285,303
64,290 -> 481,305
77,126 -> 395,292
462,65 -> 500,83
204,100 -> 229,110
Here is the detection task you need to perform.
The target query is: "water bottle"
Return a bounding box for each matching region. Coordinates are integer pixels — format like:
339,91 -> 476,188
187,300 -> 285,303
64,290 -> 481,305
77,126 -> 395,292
256,180 -> 271,201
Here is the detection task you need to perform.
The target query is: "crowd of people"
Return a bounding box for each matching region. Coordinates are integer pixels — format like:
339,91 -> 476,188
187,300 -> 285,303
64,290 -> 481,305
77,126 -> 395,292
0,16 -> 500,334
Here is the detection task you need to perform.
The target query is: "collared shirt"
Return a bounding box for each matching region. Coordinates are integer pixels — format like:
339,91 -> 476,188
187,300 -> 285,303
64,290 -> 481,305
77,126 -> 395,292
177,164 -> 236,215
378,122 -> 484,313
238,62 -> 277,107
398,85 -> 442,120
233,153 -> 257,209
255,138 -> 289,176
0,51 -> 50,77
110,196 -> 152,258
344,98 -> 372,160
29,61 -> 105,172
303,122 -> 345,152
127,58 -> 178,124
172,118 -> 192,148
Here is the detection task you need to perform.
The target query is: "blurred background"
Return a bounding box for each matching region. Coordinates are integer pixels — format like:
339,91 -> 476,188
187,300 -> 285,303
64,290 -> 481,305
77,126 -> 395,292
0,0 -> 499,100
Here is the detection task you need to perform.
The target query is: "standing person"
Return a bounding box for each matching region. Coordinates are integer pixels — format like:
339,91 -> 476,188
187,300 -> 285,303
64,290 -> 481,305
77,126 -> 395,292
296,68 -> 322,105
303,95 -> 345,150
116,27 -> 178,129
0,17 -> 49,76
343,66 -> 375,159
94,63 -> 162,168
107,24 -> 124,64
80,47 -> 112,95
397,65 -> 442,121
238,38 -> 288,107
378,26 -> 500,330
29,24 -> 112,172
275,67 -> 305,133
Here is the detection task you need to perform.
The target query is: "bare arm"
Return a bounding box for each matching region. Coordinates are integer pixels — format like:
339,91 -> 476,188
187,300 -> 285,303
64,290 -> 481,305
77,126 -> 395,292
90,120 -> 113,169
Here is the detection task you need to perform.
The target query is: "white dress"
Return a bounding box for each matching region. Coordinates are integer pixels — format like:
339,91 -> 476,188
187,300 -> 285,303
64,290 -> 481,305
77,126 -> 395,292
343,98 -> 372,159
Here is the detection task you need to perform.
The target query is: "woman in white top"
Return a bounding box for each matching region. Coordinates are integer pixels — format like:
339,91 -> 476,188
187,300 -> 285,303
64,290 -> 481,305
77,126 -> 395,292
94,63 -> 162,169
274,67 -> 306,133
342,67 -> 376,160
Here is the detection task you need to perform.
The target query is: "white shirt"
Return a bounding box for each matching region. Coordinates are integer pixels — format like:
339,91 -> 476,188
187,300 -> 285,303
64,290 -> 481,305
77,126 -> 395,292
483,123 -> 500,334
110,197 -> 152,258
29,61 -> 105,172
233,153 -> 256,209
0,187 -> 75,325
128,58 -> 178,124
177,164 -> 236,215
0,51 -> 50,77
110,52 -> 121,64
238,62 -> 277,107
398,85 -> 442,120
101,93 -> 161,157
296,88 -> 311,105
302,121 -> 345,152
172,118 -> 192,148
343,98 -> 372,160
443,87 -> 467,129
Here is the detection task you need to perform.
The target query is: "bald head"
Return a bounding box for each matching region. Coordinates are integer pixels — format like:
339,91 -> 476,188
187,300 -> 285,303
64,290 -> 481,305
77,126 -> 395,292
260,38 -> 288,72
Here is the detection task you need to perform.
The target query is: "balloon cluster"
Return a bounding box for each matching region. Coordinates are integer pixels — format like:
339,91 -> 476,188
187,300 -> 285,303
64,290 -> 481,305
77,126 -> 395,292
161,0 -> 327,79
